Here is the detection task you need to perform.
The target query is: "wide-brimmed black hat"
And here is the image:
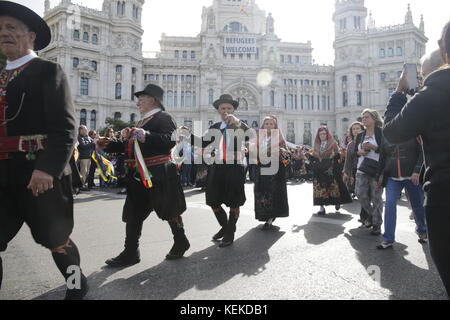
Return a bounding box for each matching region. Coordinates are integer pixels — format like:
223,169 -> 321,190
213,94 -> 239,110
0,1 -> 51,51
134,84 -> 165,111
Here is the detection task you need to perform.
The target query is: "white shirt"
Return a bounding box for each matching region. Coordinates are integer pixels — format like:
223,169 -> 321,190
357,135 -> 380,173
141,108 -> 162,120
220,121 -> 227,130
5,51 -> 38,70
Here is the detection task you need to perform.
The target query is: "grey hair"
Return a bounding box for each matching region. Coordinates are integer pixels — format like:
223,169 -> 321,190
421,49 -> 444,73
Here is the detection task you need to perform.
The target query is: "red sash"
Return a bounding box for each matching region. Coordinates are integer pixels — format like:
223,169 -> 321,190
0,95 -> 7,160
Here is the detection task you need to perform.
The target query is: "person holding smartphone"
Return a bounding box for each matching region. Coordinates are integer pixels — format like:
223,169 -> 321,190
383,21 -> 450,297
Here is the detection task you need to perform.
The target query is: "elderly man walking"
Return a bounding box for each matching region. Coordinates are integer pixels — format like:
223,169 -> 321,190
0,2 -> 88,299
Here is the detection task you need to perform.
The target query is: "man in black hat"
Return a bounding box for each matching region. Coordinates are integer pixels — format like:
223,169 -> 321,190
180,94 -> 252,247
102,84 -> 190,267
0,2 -> 88,299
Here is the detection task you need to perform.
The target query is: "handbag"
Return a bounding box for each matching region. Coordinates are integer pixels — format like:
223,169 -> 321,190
359,157 -> 380,178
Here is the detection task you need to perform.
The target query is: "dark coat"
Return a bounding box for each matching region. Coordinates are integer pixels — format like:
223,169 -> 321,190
77,135 -> 95,159
379,138 -> 424,180
106,110 -> 186,221
0,58 -> 76,185
383,68 -> 450,205
189,120 -> 252,208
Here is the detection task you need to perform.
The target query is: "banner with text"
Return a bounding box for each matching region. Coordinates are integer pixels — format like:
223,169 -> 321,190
223,37 -> 257,54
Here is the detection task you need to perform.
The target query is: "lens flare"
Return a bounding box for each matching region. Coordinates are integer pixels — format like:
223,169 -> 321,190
257,69 -> 273,87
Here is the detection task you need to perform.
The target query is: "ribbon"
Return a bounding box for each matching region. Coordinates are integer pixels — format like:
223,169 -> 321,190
134,139 -> 153,189
91,151 -> 117,184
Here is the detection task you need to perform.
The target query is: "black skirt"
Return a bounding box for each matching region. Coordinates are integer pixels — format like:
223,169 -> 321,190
254,163 -> 289,221
312,158 -> 352,206
205,164 -> 246,208
123,162 -> 187,222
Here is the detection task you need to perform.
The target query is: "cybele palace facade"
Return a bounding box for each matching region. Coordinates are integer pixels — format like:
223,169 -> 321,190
40,0 -> 427,146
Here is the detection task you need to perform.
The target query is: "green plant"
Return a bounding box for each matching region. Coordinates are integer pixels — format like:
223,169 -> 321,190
99,117 -> 137,136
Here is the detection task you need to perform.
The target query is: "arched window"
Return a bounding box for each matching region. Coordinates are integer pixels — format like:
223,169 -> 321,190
208,89 -> 214,105
130,113 -> 136,123
191,51 -> 196,60
73,30 -> 80,40
90,110 -> 97,130
83,32 -> 89,42
92,34 -> 98,44
396,47 -> 403,56
114,112 -> 122,120
223,22 -> 248,33
80,109 -> 87,126
115,83 -> 122,100
91,61 -> 97,71
182,51 -> 188,59
73,57 -> 79,68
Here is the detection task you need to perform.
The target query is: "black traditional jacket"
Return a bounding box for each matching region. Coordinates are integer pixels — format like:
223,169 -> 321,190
0,58 -> 76,185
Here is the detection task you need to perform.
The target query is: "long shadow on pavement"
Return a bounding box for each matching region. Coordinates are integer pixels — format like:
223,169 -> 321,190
292,213 -> 352,245
34,228 -> 285,300
344,228 -> 447,300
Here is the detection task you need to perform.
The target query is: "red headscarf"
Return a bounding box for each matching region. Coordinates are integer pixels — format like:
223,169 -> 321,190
313,126 -> 338,159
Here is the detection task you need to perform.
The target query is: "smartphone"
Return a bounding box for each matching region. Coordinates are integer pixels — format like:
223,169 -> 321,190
405,63 -> 419,94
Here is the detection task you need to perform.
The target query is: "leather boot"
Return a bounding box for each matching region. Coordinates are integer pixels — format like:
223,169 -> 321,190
212,208 -> 228,241
105,222 -> 142,268
166,219 -> 190,260
219,212 -> 239,248
51,239 -> 89,300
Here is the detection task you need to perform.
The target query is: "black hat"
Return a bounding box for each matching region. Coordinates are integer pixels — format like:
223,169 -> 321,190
213,94 -> 239,110
134,84 -> 165,111
0,1 -> 51,51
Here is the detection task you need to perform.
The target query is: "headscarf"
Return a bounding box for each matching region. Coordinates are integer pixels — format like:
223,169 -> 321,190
257,115 -> 287,150
313,126 -> 338,159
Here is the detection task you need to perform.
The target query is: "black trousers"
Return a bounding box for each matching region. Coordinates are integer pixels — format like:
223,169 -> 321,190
425,205 -> 450,296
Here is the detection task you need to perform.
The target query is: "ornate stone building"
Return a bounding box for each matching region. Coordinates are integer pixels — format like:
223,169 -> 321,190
40,0 -> 427,146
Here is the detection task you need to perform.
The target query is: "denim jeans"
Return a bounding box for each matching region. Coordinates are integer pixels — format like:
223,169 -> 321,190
383,178 -> 427,243
181,164 -> 192,185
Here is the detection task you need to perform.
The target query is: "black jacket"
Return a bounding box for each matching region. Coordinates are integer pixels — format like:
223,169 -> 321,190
384,68 -> 450,205
379,138 -> 424,179
0,58 -> 76,185
77,135 -> 95,159
190,121 -> 252,164
106,110 -> 177,159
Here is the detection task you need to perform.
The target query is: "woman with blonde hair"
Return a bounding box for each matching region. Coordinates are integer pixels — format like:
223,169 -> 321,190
253,115 -> 290,229
354,109 -> 384,235
311,126 -> 352,215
